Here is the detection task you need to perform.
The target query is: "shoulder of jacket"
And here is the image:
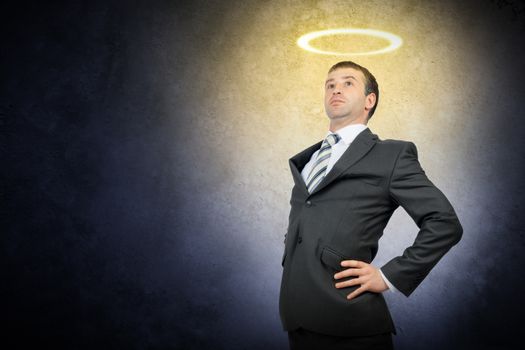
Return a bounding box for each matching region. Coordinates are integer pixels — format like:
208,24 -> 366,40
377,138 -> 413,148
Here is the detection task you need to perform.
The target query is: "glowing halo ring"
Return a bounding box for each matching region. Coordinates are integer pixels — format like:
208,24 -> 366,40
297,28 -> 403,56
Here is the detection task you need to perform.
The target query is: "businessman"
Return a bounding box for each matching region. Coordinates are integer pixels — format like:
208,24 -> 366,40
279,61 -> 463,349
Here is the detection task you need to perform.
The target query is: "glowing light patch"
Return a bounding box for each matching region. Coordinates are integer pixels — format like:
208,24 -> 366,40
297,28 -> 403,56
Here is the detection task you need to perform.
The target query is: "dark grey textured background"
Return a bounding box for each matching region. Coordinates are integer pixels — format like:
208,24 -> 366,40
2,0 -> 525,349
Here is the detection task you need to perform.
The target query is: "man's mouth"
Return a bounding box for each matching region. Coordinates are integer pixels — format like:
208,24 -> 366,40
330,99 -> 345,105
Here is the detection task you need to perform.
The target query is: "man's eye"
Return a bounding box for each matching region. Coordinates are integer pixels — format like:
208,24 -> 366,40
327,84 -> 334,89
345,81 -> 352,86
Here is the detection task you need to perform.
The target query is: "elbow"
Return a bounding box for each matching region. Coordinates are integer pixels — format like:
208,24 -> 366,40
451,218 -> 463,245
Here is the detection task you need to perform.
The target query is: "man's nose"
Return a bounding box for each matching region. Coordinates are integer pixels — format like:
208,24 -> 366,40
332,84 -> 342,94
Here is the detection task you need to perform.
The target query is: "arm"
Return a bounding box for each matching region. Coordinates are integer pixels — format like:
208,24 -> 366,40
380,142 -> 463,297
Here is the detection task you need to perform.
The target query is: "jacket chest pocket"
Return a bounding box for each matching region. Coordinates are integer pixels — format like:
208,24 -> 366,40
339,172 -> 385,188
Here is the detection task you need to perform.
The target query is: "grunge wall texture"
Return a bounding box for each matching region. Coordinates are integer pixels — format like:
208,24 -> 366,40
3,0 -> 524,349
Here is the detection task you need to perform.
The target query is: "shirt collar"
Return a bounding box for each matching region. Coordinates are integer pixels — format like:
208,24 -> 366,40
326,123 -> 368,145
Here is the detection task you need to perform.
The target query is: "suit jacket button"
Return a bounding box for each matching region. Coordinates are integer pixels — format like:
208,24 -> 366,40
298,236 -> 303,244
305,200 -> 312,207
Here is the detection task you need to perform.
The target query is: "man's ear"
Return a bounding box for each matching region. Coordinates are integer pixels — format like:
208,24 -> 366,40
365,93 -> 377,112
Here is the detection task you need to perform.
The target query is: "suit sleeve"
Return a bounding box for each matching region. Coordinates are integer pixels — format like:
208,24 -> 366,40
380,142 -> 463,297
380,269 -> 399,293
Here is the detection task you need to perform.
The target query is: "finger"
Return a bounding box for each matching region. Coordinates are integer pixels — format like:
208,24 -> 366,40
341,260 -> 365,268
347,285 -> 367,300
335,277 -> 364,289
334,268 -> 361,280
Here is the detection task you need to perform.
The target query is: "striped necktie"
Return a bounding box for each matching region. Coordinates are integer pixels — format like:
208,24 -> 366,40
306,133 -> 341,193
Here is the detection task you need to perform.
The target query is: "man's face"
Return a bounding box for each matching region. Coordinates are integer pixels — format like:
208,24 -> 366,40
323,67 -> 373,123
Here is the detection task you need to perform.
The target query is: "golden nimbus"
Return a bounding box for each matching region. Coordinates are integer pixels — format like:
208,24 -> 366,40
297,28 -> 403,56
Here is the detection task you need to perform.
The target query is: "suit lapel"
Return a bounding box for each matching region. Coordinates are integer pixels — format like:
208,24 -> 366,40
289,140 -> 323,195
312,128 -> 378,194
289,127 -> 378,197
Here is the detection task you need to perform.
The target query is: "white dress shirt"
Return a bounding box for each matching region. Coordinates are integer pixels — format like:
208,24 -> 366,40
300,123 -> 399,293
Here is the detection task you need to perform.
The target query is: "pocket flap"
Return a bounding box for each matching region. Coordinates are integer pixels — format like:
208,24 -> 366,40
361,177 -> 382,187
320,247 -> 344,271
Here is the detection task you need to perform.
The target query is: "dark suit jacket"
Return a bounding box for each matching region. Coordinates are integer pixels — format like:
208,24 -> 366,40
279,127 -> 463,337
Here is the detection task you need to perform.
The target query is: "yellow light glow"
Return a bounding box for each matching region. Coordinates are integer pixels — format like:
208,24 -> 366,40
297,28 -> 403,56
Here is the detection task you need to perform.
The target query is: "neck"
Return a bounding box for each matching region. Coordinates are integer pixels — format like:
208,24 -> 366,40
329,116 -> 368,132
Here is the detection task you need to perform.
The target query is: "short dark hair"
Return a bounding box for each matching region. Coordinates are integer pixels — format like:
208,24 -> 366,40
328,61 -> 379,120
